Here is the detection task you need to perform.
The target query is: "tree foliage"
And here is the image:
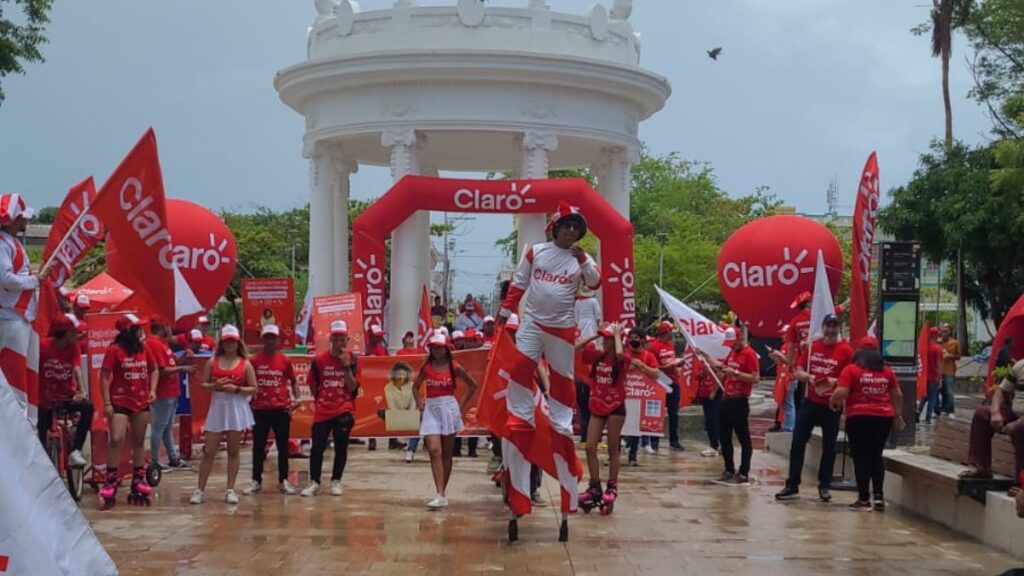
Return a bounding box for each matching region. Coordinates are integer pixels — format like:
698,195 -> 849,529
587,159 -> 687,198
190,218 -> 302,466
0,0 -> 51,105
965,0 -> 1024,137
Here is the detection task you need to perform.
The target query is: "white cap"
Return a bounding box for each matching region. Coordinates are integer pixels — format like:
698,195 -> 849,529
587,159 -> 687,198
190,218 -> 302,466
437,326 -> 450,336
190,329 -> 204,341
427,332 -> 448,348
369,324 -> 384,336
220,325 -> 241,341
198,315 -> 210,324
452,330 -> 465,341
330,320 -> 349,335
483,315 -> 495,323
261,324 -> 280,337
74,293 -> 91,308
722,327 -> 738,346
506,313 -> 520,329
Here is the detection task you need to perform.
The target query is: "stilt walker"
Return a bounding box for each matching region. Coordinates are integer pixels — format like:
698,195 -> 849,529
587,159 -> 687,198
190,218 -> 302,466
497,201 -> 600,542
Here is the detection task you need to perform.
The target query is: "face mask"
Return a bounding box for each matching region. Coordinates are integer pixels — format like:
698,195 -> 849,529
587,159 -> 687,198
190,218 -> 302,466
629,340 -> 641,349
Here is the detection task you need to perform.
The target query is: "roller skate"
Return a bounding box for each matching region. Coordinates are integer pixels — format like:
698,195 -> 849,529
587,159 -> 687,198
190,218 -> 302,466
578,480 -> 603,514
127,466 -> 152,506
600,480 -> 618,515
98,469 -> 119,511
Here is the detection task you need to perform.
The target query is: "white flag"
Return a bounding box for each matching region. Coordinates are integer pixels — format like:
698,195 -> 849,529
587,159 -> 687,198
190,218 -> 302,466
0,370 -> 118,575
295,274 -> 314,344
655,285 -> 730,360
808,249 -> 836,344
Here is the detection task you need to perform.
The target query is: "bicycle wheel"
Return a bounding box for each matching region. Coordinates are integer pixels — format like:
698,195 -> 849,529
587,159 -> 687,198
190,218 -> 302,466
67,466 -> 84,502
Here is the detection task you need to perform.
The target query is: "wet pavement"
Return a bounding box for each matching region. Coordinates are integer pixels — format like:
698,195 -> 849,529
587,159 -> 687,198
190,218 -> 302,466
81,439 -> 1021,575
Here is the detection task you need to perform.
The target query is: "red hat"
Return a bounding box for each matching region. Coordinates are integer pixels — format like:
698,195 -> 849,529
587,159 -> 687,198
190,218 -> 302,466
149,314 -> 165,326
790,291 -> 812,309
656,321 -> 674,334
857,336 -> 879,350
721,327 -> 738,347
598,325 -> 615,338
545,201 -> 588,239
427,332 -> 448,348
0,193 -> 35,225
219,325 -> 241,342
74,293 -> 92,310
929,326 -> 940,337
114,313 -> 145,332
369,324 -> 384,337
189,329 -> 204,341
506,314 -> 520,331
464,328 -> 480,340
49,316 -> 75,335
330,320 -> 349,336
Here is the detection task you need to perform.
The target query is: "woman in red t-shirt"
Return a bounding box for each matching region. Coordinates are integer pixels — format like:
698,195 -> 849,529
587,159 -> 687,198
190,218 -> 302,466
576,323 -> 630,512
830,337 -> 905,512
414,332 -> 478,510
191,325 -> 256,505
99,314 -> 158,509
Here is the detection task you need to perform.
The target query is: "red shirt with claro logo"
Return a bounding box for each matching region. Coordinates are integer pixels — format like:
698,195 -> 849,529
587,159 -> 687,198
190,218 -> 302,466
250,352 -> 296,411
588,351 -> 629,416
722,346 -> 760,399
422,361 -> 459,399
838,364 -> 899,418
102,345 -> 154,412
310,351 -> 358,422
145,337 -> 180,400
39,338 -> 81,407
796,340 -> 854,404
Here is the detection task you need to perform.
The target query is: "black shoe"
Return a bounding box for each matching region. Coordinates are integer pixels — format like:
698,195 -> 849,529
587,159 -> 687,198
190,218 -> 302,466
873,496 -> 886,512
467,451 -> 479,458
818,487 -> 832,502
368,439 -> 377,451
731,474 -> 750,485
848,500 -> 872,512
716,471 -> 735,483
628,458 -> 638,467
670,444 -> 685,452
775,486 -> 800,501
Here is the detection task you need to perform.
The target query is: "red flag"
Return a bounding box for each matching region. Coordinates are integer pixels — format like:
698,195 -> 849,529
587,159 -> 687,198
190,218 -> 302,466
987,293 -> 1024,396
917,322 -> 931,400
91,129 -> 202,321
850,152 -> 880,344
42,177 -> 103,288
417,286 -> 431,351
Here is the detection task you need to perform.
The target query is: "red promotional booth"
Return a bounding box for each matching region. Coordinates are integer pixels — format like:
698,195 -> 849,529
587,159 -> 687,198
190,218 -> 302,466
351,175 -> 635,332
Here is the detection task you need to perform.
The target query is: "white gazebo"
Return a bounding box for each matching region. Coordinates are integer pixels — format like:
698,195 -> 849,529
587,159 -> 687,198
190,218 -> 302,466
275,0 -> 670,342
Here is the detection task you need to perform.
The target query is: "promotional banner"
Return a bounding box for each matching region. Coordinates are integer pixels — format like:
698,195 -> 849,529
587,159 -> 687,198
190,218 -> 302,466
185,348 -> 490,440
42,177 -> 103,289
242,278 -> 295,347
0,370 -> 118,576
91,128 -> 202,321
987,292 -> 1024,395
808,250 -> 836,346
850,152 -> 880,344
312,293 -> 365,355
656,285 -> 731,361
74,272 -> 134,312
622,368 -> 668,436
716,215 -> 842,337
916,322 -> 931,401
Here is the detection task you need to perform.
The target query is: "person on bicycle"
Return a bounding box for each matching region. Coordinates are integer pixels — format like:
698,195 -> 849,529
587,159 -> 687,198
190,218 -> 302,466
37,315 -> 93,466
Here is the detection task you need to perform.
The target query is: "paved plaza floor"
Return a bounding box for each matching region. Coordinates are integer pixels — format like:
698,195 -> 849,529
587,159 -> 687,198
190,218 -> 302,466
81,439 -> 1020,576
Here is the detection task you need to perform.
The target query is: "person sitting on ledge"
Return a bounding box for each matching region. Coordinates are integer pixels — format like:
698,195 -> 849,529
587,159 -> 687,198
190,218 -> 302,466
960,359 -> 1024,503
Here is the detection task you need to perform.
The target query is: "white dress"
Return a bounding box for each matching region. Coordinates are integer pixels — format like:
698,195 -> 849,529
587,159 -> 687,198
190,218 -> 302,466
203,358 -> 255,432
419,395 -> 464,436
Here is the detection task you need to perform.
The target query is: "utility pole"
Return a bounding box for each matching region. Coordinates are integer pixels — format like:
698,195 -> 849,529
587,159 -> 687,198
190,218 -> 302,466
657,231 -> 668,317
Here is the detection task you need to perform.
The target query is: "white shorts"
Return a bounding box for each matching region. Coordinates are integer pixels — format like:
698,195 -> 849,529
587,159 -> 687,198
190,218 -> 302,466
419,395 -> 464,437
204,392 -> 254,433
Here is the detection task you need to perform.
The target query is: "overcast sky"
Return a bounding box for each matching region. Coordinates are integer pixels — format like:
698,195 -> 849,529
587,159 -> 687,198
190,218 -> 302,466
0,1 -> 993,298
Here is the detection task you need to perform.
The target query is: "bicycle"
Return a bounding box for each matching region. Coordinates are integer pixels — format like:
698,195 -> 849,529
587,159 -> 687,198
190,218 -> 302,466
46,405 -> 86,502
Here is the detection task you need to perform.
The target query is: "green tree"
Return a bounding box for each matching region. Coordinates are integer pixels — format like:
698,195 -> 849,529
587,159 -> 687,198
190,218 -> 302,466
0,0 -> 51,105
879,140 -> 1024,327
965,0 -> 1024,137
32,205 -> 56,224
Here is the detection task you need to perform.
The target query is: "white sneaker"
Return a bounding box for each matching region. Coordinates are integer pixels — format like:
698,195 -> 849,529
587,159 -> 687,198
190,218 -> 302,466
243,481 -> 262,495
301,481 -> 320,497
644,446 -> 656,455
189,489 -> 205,505
330,480 -> 343,496
279,480 -> 296,495
700,448 -> 719,458
405,450 -> 415,463
225,489 -> 239,504
68,450 -> 86,467
426,495 -> 449,509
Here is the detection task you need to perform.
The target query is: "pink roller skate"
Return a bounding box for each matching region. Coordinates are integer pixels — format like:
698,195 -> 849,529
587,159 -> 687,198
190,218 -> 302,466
578,480 -> 603,514
127,466 -> 152,507
98,469 -> 119,511
600,479 -> 618,515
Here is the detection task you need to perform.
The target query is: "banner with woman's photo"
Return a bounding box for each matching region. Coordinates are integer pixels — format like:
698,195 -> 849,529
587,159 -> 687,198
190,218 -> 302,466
241,278 -> 295,347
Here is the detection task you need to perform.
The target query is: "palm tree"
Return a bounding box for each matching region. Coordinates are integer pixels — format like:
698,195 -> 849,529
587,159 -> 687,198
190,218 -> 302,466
929,0 -> 973,351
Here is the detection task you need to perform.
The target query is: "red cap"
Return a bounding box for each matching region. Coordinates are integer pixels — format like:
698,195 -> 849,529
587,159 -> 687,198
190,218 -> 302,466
721,327 -> 738,347
114,313 -> 145,332
790,291 -> 812,309
369,324 -> 384,336
857,336 -> 879,350
220,325 -> 241,342
464,328 -> 480,340
598,325 -> 615,338
929,327 -> 940,336
49,317 -> 75,334
149,314 -> 165,326
330,320 -> 349,336
545,201 -> 589,239
656,321 -> 674,334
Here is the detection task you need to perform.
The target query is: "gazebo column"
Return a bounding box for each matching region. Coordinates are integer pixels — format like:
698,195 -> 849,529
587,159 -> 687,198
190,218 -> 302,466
382,127 -> 424,343
517,130 -> 558,252
329,147 -> 357,294
599,145 -> 638,219
306,141 -> 335,299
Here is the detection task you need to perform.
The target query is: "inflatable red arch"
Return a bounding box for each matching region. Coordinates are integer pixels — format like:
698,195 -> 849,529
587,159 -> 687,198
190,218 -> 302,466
351,175 -> 635,334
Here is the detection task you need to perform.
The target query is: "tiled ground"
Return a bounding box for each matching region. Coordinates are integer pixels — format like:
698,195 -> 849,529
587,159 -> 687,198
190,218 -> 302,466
81,438 -> 1021,575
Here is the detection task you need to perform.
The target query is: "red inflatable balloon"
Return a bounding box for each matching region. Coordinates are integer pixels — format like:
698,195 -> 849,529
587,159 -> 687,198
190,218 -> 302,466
105,199 -> 236,317
717,215 -> 842,338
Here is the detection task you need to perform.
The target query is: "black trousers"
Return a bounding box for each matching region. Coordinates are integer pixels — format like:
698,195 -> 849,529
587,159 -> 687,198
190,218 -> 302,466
846,415 -> 893,501
576,380 -> 591,443
454,437 -> 478,455
666,383 -> 681,446
719,397 -> 752,476
700,390 -> 723,450
530,464 -> 542,494
38,401 -> 93,452
786,400 -> 841,489
252,409 -> 291,484
310,412 -> 354,484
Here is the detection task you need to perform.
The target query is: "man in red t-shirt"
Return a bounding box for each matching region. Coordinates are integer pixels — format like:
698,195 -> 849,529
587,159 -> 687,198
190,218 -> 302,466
649,321 -> 684,452
623,329 -> 663,465
704,326 -> 760,484
367,324 -> 388,357
395,331 -> 420,356
776,314 -> 853,502
302,320 -> 359,497
917,327 -> 945,424
247,324 -> 300,495
146,316 -> 196,469
37,317 -> 93,466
